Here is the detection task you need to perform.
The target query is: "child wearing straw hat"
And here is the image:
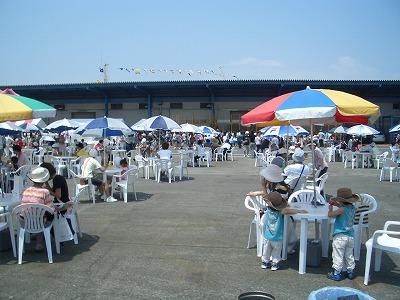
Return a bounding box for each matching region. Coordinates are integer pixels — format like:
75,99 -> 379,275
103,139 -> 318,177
327,187 -> 359,281
260,192 -> 307,271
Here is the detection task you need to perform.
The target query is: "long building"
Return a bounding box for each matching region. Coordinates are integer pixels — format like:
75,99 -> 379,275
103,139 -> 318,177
2,79 -> 400,139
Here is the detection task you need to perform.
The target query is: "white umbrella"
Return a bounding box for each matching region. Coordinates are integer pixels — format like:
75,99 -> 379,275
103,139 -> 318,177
261,125 -> 308,137
131,118 -> 148,131
346,124 -> 379,136
179,123 -> 202,133
328,126 -> 349,134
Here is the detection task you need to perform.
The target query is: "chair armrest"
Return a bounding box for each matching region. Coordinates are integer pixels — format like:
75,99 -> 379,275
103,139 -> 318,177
384,221 -> 400,230
371,229 -> 400,244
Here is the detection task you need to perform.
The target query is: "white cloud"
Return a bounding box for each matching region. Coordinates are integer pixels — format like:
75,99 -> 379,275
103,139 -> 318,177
331,56 -> 378,79
229,57 -> 282,68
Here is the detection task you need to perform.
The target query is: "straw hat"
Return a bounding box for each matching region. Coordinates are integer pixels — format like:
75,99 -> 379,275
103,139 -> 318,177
89,149 -> 98,157
260,164 -> 284,183
292,148 -> 305,163
263,191 -> 288,211
331,188 -> 360,203
29,167 -> 50,183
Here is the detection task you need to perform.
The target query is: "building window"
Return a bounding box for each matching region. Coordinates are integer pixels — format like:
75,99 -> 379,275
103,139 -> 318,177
200,103 -> 212,109
54,104 -> 65,111
393,103 -> 400,109
139,103 -> 148,109
170,103 -> 183,109
111,103 -> 123,110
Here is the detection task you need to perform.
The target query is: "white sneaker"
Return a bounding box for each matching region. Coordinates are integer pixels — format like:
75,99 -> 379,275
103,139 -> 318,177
106,196 -> 118,203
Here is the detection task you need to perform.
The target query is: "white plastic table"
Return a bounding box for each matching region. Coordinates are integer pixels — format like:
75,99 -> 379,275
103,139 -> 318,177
354,151 -> 372,168
283,202 -> 332,274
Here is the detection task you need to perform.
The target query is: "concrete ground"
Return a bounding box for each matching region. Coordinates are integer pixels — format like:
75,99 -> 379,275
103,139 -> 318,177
0,145 -> 399,300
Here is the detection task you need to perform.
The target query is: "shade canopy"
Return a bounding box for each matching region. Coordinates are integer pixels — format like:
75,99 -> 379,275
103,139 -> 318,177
141,115 -> 181,131
346,124 -> 379,136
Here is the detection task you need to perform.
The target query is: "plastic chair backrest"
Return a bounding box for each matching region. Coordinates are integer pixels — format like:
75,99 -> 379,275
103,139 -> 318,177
159,158 -> 172,171
12,204 -> 54,234
288,189 -> 325,204
287,176 -> 306,192
354,194 -> 377,225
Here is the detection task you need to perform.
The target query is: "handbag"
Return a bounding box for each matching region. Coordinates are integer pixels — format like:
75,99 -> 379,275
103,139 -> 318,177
56,214 -> 74,242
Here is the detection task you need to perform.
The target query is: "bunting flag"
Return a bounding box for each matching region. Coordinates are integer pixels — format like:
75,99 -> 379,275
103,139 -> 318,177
98,64 -> 235,79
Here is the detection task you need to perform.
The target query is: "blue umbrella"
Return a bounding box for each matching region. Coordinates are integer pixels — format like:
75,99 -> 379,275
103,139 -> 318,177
199,125 -> 218,136
75,117 -> 133,137
0,121 -> 22,135
18,123 -> 43,132
45,118 -> 81,132
142,115 -> 181,131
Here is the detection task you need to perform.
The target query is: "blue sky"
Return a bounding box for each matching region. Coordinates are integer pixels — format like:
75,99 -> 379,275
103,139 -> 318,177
1,0 -> 399,86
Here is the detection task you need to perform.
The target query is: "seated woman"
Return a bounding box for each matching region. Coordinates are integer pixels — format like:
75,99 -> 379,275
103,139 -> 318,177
21,167 -> 71,251
157,142 -> 172,159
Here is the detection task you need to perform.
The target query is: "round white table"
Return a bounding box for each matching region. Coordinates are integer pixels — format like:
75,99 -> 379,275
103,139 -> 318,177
283,202 -> 333,274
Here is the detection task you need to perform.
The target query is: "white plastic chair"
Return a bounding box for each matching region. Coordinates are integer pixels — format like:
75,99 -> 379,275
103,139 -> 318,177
174,156 -> 190,181
135,155 -> 149,178
353,193 -> 378,261
111,166 -> 138,202
12,204 -> 55,264
364,221 -> 400,285
0,211 -> 16,257
244,196 -> 266,257
34,147 -> 46,164
344,151 -> 356,169
374,151 -> 389,169
5,164 -> 31,193
225,147 -> 235,161
69,156 -> 83,176
214,147 -> 225,161
379,158 -> 399,182
157,159 -> 175,183
51,156 -> 68,177
69,169 -> 95,203
254,151 -> 265,167
199,150 -> 212,167
53,188 -> 85,245
304,172 -> 329,196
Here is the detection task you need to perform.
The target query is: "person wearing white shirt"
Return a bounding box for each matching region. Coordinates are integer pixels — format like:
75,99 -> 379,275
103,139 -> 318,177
157,142 -> 173,159
284,149 -> 309,190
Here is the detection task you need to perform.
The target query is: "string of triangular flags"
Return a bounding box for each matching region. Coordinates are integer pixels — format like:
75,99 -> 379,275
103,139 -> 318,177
99,65 -> 231,77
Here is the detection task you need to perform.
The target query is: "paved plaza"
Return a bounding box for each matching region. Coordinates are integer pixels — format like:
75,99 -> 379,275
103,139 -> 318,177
1,145 -> 399,299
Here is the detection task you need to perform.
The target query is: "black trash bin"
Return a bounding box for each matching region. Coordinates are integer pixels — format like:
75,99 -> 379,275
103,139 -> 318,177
238,291 -> 275,300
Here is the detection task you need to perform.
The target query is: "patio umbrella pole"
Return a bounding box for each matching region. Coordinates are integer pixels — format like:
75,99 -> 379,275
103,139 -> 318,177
310,121 -> 317,208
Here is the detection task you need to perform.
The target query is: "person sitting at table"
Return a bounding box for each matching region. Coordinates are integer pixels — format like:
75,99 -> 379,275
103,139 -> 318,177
94,140 -> 104,151
366,142 -> 380,168
74,142 -> 88,157
283,149 -> 309,191
58,135 -> 67,155
260,192 -> 307,271
12,144 -> 31,168
80,149 -> 117,203
157,142 -> 173,160
194,139 -> 205,166
327,187 -> 359,281
271,148 -> 287,170
40,162 -> 74,236
20,167 -> 71,251
221,139 -> 231,157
